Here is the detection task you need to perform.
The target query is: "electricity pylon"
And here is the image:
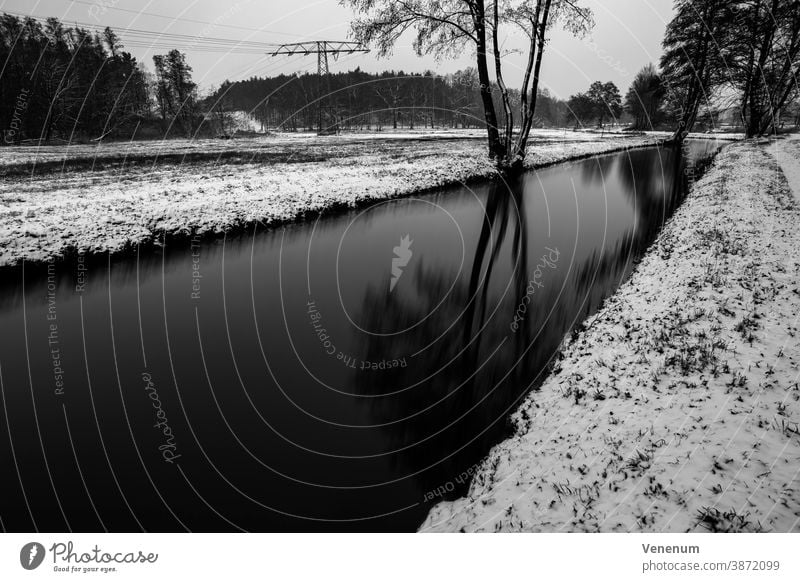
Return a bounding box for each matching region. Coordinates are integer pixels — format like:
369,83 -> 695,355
269,41 -> 369,135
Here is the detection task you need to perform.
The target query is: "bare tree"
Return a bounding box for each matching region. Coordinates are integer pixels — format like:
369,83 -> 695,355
343,0 -> 593,171
660,0 -> 731,141
662,0 -> 799,139
374,77 -> 405,129
731,0 -> 800,136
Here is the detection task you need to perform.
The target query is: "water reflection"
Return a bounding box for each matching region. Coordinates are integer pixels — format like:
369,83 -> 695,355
350,142 -> 715,505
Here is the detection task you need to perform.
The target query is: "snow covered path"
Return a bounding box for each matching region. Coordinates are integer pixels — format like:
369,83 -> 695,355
769,135 -> 800,201
422,141 -> 800,533
0,132 -> 665,268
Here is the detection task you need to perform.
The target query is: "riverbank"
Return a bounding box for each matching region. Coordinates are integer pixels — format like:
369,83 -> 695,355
422,138 -> 800,533
0,130 -> 666,267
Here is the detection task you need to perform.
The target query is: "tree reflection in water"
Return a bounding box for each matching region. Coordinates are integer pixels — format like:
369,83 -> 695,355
349,142 -> 713,504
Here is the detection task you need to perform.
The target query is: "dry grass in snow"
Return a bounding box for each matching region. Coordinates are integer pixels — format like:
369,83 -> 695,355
0,130 -> 664,267
421,139 -> 800,533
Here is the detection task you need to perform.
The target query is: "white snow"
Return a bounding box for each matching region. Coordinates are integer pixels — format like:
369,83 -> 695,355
0,128 -> 635,167
769,135 -> 800,202
227,110 -> 264,134
421,140 -> 800,533
644,130 -> 745,142
0,130 -> 667,267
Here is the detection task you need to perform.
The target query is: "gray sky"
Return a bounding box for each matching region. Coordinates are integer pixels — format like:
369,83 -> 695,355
2,0 -> 675,98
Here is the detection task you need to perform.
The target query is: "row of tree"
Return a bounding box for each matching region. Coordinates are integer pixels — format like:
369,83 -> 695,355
0,14 -> 203,143
611,0 -> 800,137
341,0 -> 799,167
551,0 -> 800,138
0,14 -> 150,143
208,68 -> 571,132
661,0 -> 800,138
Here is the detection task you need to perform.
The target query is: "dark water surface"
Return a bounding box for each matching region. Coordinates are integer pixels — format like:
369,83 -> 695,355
0,141 -> 721,532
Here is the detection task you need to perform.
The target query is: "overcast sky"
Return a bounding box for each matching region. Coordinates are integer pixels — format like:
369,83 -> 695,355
2,0 -> 675,98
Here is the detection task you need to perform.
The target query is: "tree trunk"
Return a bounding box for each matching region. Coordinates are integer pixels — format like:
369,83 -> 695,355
492,0 -> 514,162
474,1 -> 503,159
516,0 -> 544,161
515,0 -> 552,166
672,0 -> 721,142
745,0 -> 779,137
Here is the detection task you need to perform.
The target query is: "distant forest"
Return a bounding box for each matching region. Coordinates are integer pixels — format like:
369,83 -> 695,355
208,69 -> 571,132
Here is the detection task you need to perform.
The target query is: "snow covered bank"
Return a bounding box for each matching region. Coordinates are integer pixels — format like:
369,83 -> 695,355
769,135 -> 800,202
644,130 -> 745,142
422,139 -> 800,532
0,131 -> 664,267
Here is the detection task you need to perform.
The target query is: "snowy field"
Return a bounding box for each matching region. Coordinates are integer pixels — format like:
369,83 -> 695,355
0,129 -> 486,168
0,129 -> 667,267
0,128 -> 638,168
422,137 -> 800,532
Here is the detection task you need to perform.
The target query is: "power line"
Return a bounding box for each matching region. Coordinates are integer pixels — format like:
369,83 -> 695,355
66,0 -> 301,38
0,9 -> 372,83
1,9 -> 291,52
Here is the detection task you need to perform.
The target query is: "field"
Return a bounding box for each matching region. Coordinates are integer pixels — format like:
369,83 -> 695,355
0,129 -> 666,267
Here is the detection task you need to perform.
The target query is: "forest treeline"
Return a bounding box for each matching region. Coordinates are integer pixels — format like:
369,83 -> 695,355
0,14 -> 213,144
0,14 -> 149,144
208,69 -> 574,132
